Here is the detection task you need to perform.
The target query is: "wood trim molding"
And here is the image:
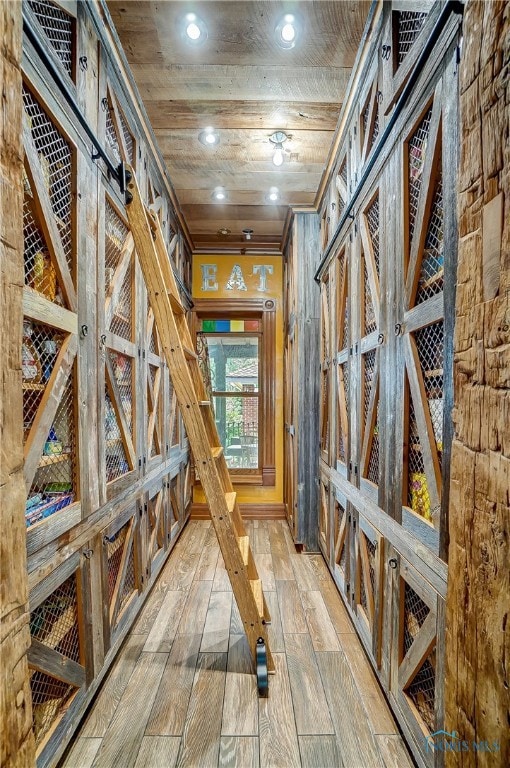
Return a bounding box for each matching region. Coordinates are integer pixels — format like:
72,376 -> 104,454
190,503 -> 285,520
192,298 -> 276,486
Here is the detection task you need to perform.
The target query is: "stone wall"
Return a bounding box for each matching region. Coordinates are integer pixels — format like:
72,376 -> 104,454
445,1 -> 509,764
0,3 -> 36,766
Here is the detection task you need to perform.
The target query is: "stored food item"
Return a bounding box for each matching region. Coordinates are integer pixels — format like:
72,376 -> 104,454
22,321 -> 42,382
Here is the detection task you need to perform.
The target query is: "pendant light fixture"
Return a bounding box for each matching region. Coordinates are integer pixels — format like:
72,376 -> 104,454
269,131 -> 289,167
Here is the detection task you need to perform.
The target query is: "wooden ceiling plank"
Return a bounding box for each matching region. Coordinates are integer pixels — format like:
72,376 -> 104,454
108,1 -> 370,69
142,100 -> 341,132
129,64 -> 352,104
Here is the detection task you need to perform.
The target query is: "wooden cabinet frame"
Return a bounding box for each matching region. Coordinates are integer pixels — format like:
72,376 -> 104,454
19,6 -> 194,765
288,4 -> 461,766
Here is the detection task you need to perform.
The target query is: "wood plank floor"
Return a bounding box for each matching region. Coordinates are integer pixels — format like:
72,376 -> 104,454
63,521 -> 413,768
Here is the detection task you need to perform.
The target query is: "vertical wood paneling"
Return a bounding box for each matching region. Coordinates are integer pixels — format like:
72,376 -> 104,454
0,3 -> 36,765
445,2 -> 510,761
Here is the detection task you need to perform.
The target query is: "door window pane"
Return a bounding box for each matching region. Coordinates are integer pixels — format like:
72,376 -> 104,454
207,336 -> 259,393
214,395 -> 259,469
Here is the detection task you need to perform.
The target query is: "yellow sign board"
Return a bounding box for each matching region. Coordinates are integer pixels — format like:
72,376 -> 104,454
192,255 -> 282,300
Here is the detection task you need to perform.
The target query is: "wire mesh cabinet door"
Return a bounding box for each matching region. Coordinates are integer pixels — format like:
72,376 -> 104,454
358,188 -> 382,505
389,554 -> 443,767
22,84 -> 80,534
145,307 -> 165,470
331,486 -> 350,601
27,560 -> 86,754
101,507 -> 140,647
398,82 -> 448,556
142,481 -> 167,582
351,512 -> 384,665
101,197 -> 139,497
335,237 -> 351,479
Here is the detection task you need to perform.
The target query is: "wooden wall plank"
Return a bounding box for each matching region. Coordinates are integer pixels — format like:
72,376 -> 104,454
445,2 -> 510,760
0,4 -> 36,764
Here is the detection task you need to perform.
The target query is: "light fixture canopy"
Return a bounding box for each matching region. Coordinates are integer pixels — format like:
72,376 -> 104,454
275,14 -> 299,49
182,12 -> 208,44
269,131 -> 289,167
199,126 -> 219,146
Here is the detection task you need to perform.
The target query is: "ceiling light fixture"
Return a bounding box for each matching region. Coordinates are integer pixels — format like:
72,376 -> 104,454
242,228 -> 254,241
212,187 -> 227,201
269,131 -> 289,167
275,14 -> 299,49
268,187 -> 279,202
198,126 -> 219,146
182,13 -> 207,44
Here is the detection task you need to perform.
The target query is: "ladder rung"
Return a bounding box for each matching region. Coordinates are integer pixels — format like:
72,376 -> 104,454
169,293 -> 185,315
183,345 -> 198,360
238,535 -> 250,566
199,400 -> 211,407
250,578 -> 264,617
211,447 -> 224,459
225,492 -> 236,513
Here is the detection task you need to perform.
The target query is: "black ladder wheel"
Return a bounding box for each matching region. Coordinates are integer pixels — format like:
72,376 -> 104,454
256,637 -> 268,697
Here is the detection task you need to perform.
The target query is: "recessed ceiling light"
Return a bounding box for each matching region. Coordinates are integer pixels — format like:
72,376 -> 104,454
182,13 -> 207,44
199,127 -> 219,146
268,188 -> 279,202
212,187 -> 227,201
275,14 -> 299,49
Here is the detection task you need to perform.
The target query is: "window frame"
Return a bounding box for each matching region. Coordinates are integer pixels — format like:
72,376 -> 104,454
193,298 -> 276,486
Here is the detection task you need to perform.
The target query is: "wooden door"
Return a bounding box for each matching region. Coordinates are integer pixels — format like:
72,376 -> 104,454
359,190 -> 382,503
102,197 -> 138,497
335,239 -> 350,474
22,83 -> 80,532
28,561 -> 86,752
283,235 -> 298,535
390,556 -> 442,767
399,84 -> 445,554
101,507 -> 140,645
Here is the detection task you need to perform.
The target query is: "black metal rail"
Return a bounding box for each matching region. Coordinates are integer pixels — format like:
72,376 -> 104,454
22,6 -> 127,191
22,7 -> 194,308
314,0 -> 464,283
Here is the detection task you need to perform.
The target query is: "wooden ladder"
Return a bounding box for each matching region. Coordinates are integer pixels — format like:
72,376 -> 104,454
124,169 -> 274,693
